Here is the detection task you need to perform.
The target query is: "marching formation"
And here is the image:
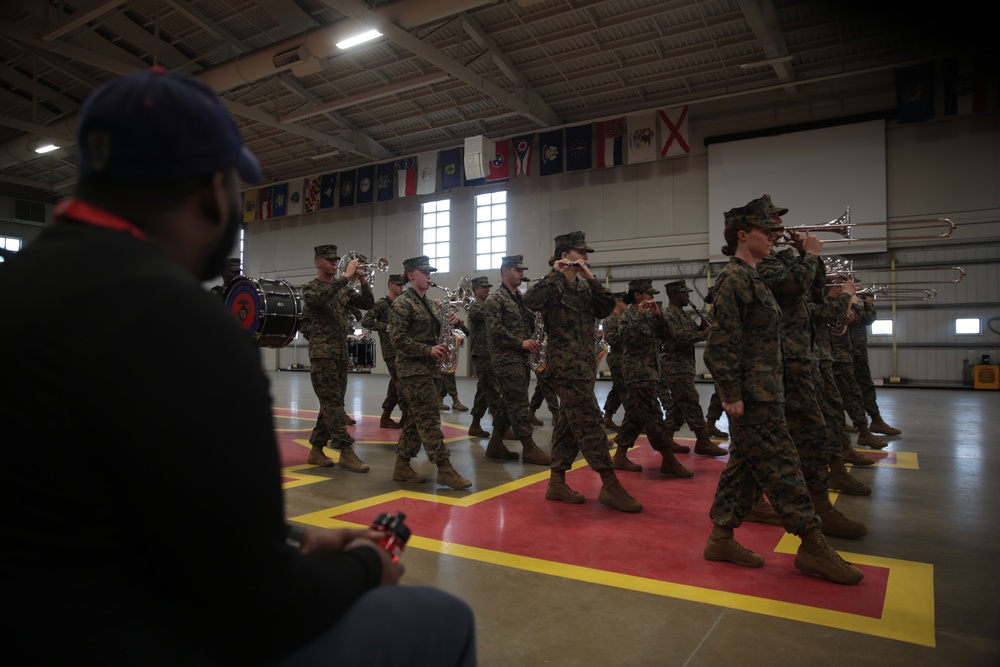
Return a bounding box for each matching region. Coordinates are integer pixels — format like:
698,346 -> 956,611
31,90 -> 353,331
248,195 -> 901,587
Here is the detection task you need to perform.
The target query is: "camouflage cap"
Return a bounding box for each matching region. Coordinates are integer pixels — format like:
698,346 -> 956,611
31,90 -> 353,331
471,276 -> 493,288
402,255 -> 437,273
627,278 -> 659,295
500,255 -> 528,270
314,244 -> 340,260
664,279 -> 692,294
387,273 -> 406,285
223,257 -> 241,273
724,195 -> 787,229
554,230 -> 595,252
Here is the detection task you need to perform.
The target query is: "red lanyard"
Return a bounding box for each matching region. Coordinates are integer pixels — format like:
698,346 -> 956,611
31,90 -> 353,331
54,198 -> 149,242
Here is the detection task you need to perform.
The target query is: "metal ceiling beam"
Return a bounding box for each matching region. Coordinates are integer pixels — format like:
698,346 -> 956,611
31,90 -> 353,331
0,63 -> 80,112
164,0 -> 249,53
40,0 -> 127,41
319,0 -> 560,127
0,115 -> 74,142
280,72 -> 451,123
736,0 -> 796,85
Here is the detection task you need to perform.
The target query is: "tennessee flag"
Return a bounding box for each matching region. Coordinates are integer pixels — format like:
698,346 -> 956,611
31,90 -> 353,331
487,140 -> 509,181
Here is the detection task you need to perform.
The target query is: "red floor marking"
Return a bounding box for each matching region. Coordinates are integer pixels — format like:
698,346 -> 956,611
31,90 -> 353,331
332,441 -> 889,617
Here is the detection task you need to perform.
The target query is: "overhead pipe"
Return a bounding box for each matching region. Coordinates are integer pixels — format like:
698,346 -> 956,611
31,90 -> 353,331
0,0 -> 495,171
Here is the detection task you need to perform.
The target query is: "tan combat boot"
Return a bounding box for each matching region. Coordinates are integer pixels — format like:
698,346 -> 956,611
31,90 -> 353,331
337,446 -> 369,473
520,436 -> 551,466
436,462 -> 472,489
869,414 -> 901,435
529,412 -> 544,426
545,470 -> 584,504
703,524 -> 765,567
306,445 -> 334,467
795,527 -> 864,584
829,460 -> 872,496
468,418 -> 491,438
659,451 -> 694,478
745,497 -> 783,525
663,428 -> 690,454
597,469 -> 642,512
503,429 -> 517,440
379,411 -> 400,429
842,446 -> 876,466
856,423 -> 888,449
612,443 -> 642,472
844,422 -> 858,433
344,415 -> 357,426
485,431 -> 519,460
451,399 -> 469,412
693,427 -> 727,457
706,420 -> 729,439
392,456 -> 425,484
811,492 -> 868,538
438,400 -> 449,410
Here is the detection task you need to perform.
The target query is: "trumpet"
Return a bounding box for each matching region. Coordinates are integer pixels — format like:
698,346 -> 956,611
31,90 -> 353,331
338,251 -> 389,292
776,207 -> 955,246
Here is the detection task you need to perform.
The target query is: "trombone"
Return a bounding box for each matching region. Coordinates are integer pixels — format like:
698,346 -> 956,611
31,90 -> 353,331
776,207 -> 955,246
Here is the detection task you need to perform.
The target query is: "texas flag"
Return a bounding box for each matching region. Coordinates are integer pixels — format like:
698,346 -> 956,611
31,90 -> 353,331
659,106 -> 690,157
397,158 -> 417,197
511,135 -> 534,177
595,117 -> 624,168
487,140 -> 509,181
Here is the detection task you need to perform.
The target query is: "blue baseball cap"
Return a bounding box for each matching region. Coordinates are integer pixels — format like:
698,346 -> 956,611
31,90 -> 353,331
76,66 -> 261,184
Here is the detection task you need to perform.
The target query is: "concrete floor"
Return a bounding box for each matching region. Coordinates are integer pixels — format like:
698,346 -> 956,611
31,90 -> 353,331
271,370 -> 1000,667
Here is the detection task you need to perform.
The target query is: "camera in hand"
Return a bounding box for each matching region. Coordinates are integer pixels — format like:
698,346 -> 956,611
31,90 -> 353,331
370,512 -> 411,562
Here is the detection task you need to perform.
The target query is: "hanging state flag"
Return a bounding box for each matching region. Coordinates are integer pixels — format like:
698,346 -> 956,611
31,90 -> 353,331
258,185 -> 274,219
487,140 -> 509,181
595,117 -> 624,168
303,176 -> 321,213
894,63 -> 935,124
511,135 -> 534,177
627,112 -> 656,164
339,169 -> 356,208
319,173 -> 337,208
538,129 -> 564,176
440,148 -> 463,189
416,152 -> 437,195
376,162 -> 395,201
272,182 -> 289,217
286,179 -> 303,215
397,158 -> 417,197
659,106 -> 690,158
565,124 -> 592,171
356,165 -> 375,204
944,57 -> 990,116
242,189 -> 258,223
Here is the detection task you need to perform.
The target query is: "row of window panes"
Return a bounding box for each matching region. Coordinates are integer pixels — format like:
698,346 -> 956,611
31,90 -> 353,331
476,237 -> 506,255
476,253 -> 506,271
423,211 -> 449,228
423,227 -> 450,244
476,221 -> 505,237
870,319 -> 985,336
477,204 -> 506,223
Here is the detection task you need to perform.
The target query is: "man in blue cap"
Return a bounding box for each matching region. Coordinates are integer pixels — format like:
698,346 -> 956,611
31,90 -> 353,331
0,68 -> 475,666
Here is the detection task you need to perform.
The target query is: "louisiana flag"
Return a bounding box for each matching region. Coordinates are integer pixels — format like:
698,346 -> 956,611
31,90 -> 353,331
596,118 -> 624,168
258,185 -> 274,219
356,165 -> 375,204
487,140 -> 509,181
538,129 -> 564,176
376,162 -> 394,201
565,124 -> 592,171
242,189 -> 258,223
511,135 -> 534,177
440,148 -> 463,189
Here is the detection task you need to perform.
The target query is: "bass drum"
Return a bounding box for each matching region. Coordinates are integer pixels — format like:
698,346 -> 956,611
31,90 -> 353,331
224,277 -> 302,348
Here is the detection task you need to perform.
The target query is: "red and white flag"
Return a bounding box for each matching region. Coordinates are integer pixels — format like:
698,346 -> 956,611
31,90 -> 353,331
511,135 -> 534,177
397,158 -> 417,197
659,106 -> 690,158
595,118 -> 624,168
487,140 -> 510,181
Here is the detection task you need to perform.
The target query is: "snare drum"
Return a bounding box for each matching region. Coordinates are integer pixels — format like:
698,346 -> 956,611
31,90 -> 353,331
348,338 -> 377,369
224,277 -> 302,348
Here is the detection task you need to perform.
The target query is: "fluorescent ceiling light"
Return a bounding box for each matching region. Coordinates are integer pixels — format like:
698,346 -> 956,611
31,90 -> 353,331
28,139 -> 59,154
33,143 -> 59,154
336,29 -> 382,50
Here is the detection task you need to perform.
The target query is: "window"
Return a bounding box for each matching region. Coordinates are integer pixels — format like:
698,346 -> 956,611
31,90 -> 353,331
0,235 -> 22,263
475,191 -> 507,271
871,319 -> 893,336
956,318 -> 982,335
421,199 -> 450,274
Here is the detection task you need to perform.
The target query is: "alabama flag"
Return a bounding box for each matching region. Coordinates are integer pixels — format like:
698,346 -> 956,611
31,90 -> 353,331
595,117 -> 624,168
511,135 -> 534,177
659,106 -> 690,157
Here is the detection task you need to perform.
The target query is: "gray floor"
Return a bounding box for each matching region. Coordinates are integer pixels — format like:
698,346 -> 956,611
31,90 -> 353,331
271,370 -> 1000,667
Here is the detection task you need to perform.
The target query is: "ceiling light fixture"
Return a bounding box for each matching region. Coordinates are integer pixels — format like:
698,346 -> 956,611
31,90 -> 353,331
27,139 -> 59,154
336,29 -> 382,50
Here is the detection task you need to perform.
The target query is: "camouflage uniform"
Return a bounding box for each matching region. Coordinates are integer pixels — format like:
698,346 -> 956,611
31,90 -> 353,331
601,308 -> 627,419
438,373 -> 459,403
209,258 -> 241,300
302,249 -> 374,450
811,293 -> 857,458
756,248 -> 830,494
529,369 -> 560,415
616,300 -> 678,453
467,287 -> 501,423
361,282 -> 402,416
484,280 -> 536,438
704,256 -> 819,535
388,278 -> 454,465
831,306 -> 868,427
706,392 -> 724,422
522,265 -> 616,472
660,296 -> 710,432
850,299 -> 880,417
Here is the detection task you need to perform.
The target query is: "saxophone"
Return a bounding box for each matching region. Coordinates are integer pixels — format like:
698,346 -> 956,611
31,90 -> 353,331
528,311 -> 547,372
437,298 -> 466,374
595,320 -> 610,367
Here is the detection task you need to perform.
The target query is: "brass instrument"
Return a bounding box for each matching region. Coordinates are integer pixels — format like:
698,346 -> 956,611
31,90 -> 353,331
595,320 -> 610,367
430,276 -> 473,374
528,311 -> 547,372
338,251 -> 389,292
776,207 -> 955,246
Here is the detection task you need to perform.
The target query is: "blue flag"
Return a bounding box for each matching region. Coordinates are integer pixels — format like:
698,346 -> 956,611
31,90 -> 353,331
320,173 -> 336,208
565,125 -> 592,171
439,148 -> 463,189
356,165 -> 375,204
376,162 -> 395,201
272,182 -> 288,216
339,169 -> 356,207
538,129 -> 564,176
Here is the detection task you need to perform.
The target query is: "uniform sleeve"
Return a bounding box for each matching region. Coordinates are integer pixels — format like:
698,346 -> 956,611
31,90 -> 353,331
349,282 -> 375,310
758,251 -> 820,301
522,269 -> 564,311
360,299 -> 385,330
486,297 -> 525,352
389,296 -> 433,358
703,273 -> 748,404
603,315 -> 621,347
587,277 -> 616,319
